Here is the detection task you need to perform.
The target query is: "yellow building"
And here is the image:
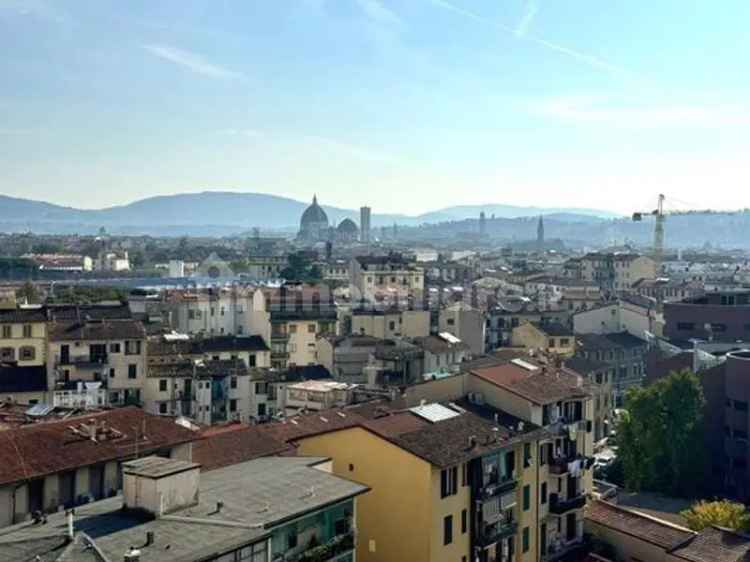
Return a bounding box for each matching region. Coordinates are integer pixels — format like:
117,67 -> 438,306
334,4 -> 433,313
511,321 -> 575,357
0,302 -> 49,404
467,359 -> 597,559
292,401 -> 550,562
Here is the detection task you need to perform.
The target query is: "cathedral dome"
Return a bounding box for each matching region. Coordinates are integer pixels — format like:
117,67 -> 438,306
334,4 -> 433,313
300,195 -> 329,228
337,218 -> 358,234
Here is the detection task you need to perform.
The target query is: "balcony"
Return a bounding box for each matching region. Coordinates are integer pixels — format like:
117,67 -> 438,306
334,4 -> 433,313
277,531 -> 355,562
476,520 -> 518,548
548,455 -> 589,476
549,493 -> 586,515
56,354 -> 109,369
481,476 -> 518,500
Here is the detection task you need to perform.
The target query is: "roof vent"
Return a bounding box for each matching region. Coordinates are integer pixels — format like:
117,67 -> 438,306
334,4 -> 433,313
124,547 -> 142,562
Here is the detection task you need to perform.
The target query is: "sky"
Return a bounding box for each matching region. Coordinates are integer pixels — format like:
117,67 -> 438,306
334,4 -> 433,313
1,0 -> 750,216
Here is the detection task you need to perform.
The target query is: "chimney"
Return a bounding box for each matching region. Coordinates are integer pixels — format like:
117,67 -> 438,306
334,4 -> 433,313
123,457 -> 201,518
144,531 -> 155,548
66,510 -> 74,540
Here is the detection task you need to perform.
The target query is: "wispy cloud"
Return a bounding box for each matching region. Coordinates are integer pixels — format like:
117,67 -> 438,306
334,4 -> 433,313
424,0 -> 629,76
143,44 -> 243,79
515,0 -> 538,38
355,0 -> 405,30
535,96 -> 750,127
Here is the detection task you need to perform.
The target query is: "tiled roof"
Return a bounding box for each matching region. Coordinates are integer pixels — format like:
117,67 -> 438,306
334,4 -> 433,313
0,308 -> 47,324
532,321 -> 573,337
193,424 -> 290,471
0,365 -> 47,393
586,500 -> 694,550
388,409 -> 546,468
48,319 -> 145,342
46,303 -> 132,321
564,356 -> 610,375
0,407 -> 197,486
197,335 -> 269,353
413,335 -> 469,354
471,363 -> 592,405
669,526 -> 750,562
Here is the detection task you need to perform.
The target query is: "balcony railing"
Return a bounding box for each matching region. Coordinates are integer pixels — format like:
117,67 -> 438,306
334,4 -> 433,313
481,476 -> 518,500
275,531 -> 355,562
56,354 -> 109,369
476,520 -> 518,548
548,455 -> 589,476
549,493 -> 586,515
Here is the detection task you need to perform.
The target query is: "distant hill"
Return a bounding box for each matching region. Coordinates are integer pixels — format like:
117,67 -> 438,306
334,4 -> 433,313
0,191 -> 620,235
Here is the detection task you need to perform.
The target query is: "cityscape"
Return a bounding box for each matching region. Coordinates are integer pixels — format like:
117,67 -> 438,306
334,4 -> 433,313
2,2 -> 750,562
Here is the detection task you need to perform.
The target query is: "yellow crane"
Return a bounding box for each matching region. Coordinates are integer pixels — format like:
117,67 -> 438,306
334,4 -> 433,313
632,194 -> 666,271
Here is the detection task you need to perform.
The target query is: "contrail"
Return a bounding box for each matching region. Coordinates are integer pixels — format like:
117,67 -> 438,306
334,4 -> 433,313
425,0 -> 629,76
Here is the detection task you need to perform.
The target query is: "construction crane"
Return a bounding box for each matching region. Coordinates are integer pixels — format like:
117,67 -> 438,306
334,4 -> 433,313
632,194 -> 666,271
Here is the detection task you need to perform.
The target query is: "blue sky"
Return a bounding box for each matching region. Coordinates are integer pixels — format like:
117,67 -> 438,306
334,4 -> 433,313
1,0 -> 750,215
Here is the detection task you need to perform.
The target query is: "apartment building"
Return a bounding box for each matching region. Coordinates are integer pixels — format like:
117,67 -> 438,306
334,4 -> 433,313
350,306 -> 430,339
284,379 -> 357,415
0,301 -> 49,404
415,334 -> 470,376
575,333 -> 647,405
439,302 -> 486,356
0,407 -> 196,528
47,317 -> 147,407
663,290 -> 750,343
467,359 -> 597,560
486,297 -> 543,350
572,296 -> 659,340
350,253 -> 424,299
576,253 -> 657,293
563,356 -> 614,442
270,306 -> 338,369
0,455 -> 368,562
291,401 -> 551,562
511,322 -> 575,357
167,287 -> 271,340
631,277 -> 703,303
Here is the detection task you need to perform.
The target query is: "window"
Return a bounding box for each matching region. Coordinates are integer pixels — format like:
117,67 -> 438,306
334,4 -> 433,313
230,376 -> 237,389
1,326 -> 11,339
249,354 -> 256,367
440,467 -> 458,498
523,485 -> 530,511
0,347 -> 14,361
125,340 -> 142,355
128,364 -> 137,379
289,324 -> 298,334
541,482 -> 548,504
524,443 -> 532,468
110,343 -> 121,353
159,379 -> 167,392
710,323 -> 727,332
461,463 -> 468,486
109,368 -> 115,378
388,321 -> 396,331
230,399 -> 237,412
522,526 -> 530,553
447,318 -> 455,326
22,325 -> 32,338
461,509 -> 467,534
19,346 -> 35,361
443,515 -> 453,546
736,400 -> 749,412
308,324 -> 316,333
159,403 -> 167,414
255,382 -> 268,394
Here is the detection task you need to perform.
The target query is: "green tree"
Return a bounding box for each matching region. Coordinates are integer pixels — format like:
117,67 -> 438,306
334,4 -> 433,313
681,500 -> 750,532
280,252 -> 322,284
618,369 -> 707,497
16,281 -> 41,304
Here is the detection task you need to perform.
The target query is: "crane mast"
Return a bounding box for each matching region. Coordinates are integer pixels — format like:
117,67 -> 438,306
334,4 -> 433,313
653,193 -> 665,272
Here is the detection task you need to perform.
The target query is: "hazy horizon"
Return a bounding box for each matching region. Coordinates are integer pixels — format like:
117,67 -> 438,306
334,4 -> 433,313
2,1 -> 750,215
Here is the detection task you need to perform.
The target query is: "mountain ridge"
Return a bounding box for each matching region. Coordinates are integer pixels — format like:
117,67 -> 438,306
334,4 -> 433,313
0,191 -> 621,234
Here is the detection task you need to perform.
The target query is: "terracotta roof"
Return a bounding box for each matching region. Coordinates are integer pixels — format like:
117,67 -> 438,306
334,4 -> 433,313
0,407 -> 197,486
193,424 -> 290,471
261,409 -> 366,444
669,526 -> 750,562
198,335 -> 269,353
471,363 -> 592,405
363,411 -> 430,437
586,500 -> 694,550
